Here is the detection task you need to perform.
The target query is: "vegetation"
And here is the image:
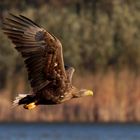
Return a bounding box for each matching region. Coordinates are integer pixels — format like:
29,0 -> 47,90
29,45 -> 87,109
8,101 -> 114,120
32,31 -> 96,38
0,70 -> 140,122
0,0 -> 139,122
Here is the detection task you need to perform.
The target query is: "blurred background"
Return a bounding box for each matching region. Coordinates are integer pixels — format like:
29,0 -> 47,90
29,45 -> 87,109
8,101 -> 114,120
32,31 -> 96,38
0,0 -> 140,123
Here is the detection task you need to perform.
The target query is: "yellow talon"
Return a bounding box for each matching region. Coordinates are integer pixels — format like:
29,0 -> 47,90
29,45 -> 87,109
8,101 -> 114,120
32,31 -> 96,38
24,102 -> 36,110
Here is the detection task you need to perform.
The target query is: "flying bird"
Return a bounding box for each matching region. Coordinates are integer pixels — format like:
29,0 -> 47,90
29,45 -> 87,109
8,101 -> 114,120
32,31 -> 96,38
2,14 -> 93,110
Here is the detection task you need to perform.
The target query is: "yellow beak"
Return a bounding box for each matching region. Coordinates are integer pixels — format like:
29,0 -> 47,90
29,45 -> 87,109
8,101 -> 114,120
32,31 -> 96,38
85,90 -> 93,96
24,102 -> 36,110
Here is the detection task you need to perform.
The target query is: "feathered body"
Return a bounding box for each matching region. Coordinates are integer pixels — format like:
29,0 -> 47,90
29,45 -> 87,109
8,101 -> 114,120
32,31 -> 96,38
2,14 -> 93,109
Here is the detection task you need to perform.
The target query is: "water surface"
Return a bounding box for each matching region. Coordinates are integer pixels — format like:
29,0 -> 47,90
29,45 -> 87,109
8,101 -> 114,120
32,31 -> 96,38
0,123 -> 140,140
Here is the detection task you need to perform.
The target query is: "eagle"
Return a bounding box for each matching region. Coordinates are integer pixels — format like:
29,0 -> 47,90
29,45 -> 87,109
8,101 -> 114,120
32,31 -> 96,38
2,14 -> 93,110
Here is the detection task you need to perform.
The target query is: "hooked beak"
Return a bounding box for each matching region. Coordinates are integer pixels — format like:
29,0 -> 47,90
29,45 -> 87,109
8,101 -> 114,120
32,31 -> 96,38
85,90 -> 93,96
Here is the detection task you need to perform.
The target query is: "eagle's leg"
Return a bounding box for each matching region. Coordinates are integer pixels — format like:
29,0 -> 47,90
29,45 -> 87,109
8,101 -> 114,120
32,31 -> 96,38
13,94 -> 37,110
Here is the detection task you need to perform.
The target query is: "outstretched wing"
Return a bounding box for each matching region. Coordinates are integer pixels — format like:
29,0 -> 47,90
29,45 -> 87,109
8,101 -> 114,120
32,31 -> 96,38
65,65 -> 75,83
2,14 -> 67,92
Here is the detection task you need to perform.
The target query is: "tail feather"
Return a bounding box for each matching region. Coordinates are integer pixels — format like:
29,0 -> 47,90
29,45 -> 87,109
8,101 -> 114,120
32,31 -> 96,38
13,94 -> 27,106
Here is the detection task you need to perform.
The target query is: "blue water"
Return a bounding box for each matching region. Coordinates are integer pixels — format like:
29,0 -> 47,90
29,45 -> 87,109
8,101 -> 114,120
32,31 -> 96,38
0,123 -> 140,140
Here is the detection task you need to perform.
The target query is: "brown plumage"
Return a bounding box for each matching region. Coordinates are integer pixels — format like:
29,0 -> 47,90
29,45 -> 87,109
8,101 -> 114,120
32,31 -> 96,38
2,14 -> 93,110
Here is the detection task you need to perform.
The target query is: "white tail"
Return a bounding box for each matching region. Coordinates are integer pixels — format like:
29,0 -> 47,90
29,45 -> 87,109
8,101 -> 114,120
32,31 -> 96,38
13,94 -> 27,106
